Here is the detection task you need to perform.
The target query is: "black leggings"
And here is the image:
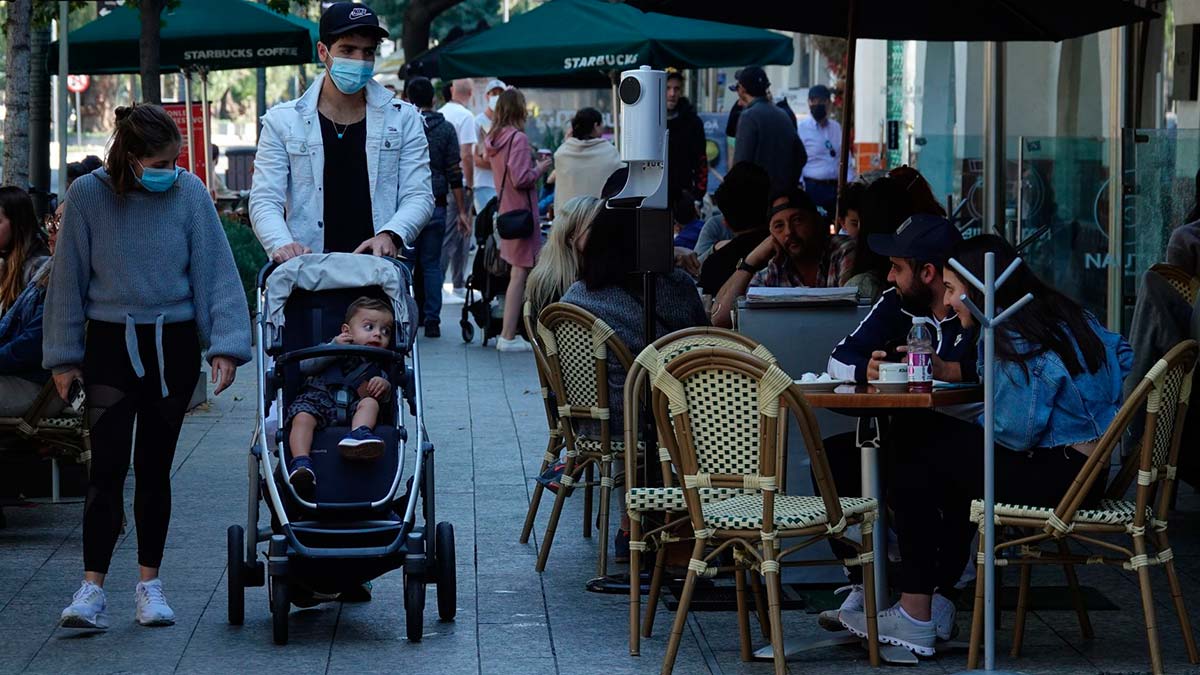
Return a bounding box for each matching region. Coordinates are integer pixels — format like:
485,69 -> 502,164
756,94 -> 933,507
82,320 -> 200,574
889,411 -> 1104,596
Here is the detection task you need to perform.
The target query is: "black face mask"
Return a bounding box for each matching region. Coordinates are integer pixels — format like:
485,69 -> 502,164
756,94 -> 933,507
810,103 -> 827,121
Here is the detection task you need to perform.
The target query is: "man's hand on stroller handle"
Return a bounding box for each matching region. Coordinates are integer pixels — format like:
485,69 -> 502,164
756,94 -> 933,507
353,232 -> 400,258
358,376 -> 390,402
271,242 -> 311,263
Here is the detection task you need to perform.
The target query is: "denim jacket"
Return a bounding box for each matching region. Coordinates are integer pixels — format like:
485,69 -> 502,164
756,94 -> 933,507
0,263 -> 49,383
983,316 -> 1132,451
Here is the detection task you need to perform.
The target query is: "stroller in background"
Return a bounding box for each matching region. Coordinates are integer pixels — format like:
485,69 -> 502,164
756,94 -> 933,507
461,197 -> 508,345
228,253 -> 455,645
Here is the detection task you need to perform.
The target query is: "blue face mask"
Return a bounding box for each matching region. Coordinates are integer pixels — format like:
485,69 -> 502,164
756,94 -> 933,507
135,161 -> 183,192
327,56 -> 374,95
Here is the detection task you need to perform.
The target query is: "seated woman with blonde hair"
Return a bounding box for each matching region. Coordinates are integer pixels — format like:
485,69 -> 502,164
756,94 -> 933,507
524,195 -> 603,320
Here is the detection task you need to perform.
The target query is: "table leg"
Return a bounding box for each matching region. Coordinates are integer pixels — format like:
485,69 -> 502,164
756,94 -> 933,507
858,418 -> 887,605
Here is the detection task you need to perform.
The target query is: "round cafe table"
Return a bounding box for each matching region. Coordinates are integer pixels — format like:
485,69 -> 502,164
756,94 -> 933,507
754,383 -> 983,665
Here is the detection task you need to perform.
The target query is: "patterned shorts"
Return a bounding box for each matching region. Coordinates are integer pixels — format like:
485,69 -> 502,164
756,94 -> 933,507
286,388 -> 340,431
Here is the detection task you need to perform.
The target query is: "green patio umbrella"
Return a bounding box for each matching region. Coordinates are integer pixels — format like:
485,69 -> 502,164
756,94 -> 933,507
437,0 -> 793,79
48,0 -> 318,74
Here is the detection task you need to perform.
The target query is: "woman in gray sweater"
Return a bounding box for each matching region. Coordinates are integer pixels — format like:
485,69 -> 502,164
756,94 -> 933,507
44,104 -> 251,630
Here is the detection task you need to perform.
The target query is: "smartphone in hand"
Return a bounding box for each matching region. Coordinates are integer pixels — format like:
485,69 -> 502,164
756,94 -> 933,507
67,379 -> 85,414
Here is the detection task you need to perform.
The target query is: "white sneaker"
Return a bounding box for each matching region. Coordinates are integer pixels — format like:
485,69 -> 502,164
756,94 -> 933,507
932,592 -> 957,641
496,336 -> 532,353
841,605 -> 936,657
60,580 -> 109,630
818,583 -> 863,631
135,579 -> 176,626
442,290 -> 466,306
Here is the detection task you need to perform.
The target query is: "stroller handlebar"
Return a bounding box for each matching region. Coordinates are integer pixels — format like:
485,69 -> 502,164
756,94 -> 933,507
275,344 -> 404,368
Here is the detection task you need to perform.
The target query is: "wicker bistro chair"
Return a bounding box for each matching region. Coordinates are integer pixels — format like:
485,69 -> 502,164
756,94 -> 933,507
534,302 -> 640,576
1149,262 -> 1200,304
965,340 -> 1200,675
624,327 -> 780,656
652,348 -> 881,674
519,301 -> 570,545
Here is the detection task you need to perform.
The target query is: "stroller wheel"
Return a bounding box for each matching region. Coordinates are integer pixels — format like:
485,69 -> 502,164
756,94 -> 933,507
434,522 -> 456,621
227,525 -> 245,625
404,571 -> 425,642
460,320 -> 474,343
270,575 -> 289,645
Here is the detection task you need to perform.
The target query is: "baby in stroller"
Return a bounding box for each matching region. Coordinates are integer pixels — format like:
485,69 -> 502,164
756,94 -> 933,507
285,296 -> 394,495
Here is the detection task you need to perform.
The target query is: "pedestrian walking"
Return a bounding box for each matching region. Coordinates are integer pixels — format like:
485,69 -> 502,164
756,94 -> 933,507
798,84 -> 853,216
472,79 -> 507,214
665,70 -> 708,205
46,102 -> 251,630
551,108 -> 621,217
483,88 -> 552,352
406,76 -> 467,338
439,78 -> 478,302
730,66 -> 806,196
249,1 -> 433,263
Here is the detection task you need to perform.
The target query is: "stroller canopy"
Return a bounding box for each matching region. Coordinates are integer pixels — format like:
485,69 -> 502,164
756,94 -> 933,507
264,253 -> 417,352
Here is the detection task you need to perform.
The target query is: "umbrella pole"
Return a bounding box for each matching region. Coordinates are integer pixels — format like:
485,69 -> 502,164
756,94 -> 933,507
836,0 -> 857,213
983,42 -> 1005,237
183,70 -> 196,175
56,1 -> 69,200
201,67 -> 213,190
611,71 -> 620,147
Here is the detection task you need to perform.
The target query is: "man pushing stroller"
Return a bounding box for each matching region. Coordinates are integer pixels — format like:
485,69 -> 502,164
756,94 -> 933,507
286,297 -> 394,495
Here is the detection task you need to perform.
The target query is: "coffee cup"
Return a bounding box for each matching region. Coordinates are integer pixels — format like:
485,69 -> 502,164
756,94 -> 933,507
879,362 -> 908,383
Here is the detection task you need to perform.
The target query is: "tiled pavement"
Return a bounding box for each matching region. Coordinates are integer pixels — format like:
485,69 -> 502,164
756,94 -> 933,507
2,304 -> 1199,674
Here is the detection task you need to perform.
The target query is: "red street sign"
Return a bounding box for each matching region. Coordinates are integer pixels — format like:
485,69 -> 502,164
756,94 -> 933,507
161,102 -> 208,188
66,74 -> 90,93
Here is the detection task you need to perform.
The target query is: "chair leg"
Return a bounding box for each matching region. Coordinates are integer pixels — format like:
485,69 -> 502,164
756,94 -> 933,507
859,524 -> 880,667
967,534 -> 986,670
749,567 -> 771,641
583,463 -> 594,539
1010,563 -> 1032,658
763,550 -> 786,675
629,516 -> 643,656
661,540 -> 706,675
642,544 -> 667,638
535,453 -> 577,573
1156,531 -> 1199,664
596,456 -> 613,577
1132,534 -> 1164,675
520,440 -> 559,544
1057,540 -> 1093,640
735,567 -> 752,661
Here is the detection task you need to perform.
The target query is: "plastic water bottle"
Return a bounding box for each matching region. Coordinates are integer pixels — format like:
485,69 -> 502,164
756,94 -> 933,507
907,317 -> 935,393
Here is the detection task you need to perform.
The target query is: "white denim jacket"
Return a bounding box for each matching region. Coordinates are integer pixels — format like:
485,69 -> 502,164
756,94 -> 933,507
249,74 -> 434,256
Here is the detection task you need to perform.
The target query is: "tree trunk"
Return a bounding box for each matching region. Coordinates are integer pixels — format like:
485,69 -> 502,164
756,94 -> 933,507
402,0 -> 467,62
3,0 -> 34,188
139,0 -> 167,103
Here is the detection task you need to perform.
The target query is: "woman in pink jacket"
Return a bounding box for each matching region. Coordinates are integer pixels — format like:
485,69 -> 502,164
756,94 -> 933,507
484,88 -> 551,352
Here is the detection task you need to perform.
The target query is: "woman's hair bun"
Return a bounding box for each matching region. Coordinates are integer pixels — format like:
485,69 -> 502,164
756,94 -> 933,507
114,105 -> 134,122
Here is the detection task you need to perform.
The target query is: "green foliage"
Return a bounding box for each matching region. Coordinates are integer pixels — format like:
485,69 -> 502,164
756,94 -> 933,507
221,215 -> 267,312
375,0 -> 501,45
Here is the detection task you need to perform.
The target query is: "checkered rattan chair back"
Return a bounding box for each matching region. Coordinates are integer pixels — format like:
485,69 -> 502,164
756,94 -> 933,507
1150,263 -> 1200,305
537,303 -> 635,422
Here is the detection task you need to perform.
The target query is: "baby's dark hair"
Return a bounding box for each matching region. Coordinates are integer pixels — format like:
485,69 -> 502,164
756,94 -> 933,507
345,297 -> 393,324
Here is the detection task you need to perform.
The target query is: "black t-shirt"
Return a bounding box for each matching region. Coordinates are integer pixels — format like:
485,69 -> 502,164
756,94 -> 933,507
319,113 -> 374,253
699,228 -> 768,295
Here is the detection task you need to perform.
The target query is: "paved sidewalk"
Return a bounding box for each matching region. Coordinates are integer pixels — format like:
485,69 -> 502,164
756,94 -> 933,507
1,305 -> 1199,674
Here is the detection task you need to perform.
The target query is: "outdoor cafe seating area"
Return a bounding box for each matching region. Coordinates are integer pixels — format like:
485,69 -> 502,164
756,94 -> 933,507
517,263 -> 1200,674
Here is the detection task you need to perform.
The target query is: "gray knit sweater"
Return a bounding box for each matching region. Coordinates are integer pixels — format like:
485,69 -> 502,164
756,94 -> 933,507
43,169 -> 252,372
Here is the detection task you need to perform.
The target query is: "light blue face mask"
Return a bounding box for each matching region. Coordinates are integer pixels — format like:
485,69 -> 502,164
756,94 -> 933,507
327,56 -> 374,95
135,161 -> 183,192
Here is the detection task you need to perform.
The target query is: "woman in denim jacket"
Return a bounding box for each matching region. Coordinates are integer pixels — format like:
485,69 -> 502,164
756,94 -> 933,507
838,234 -> 1133,656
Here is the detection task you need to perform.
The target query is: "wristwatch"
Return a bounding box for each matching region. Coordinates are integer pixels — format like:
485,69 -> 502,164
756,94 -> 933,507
736,257 -> 760,275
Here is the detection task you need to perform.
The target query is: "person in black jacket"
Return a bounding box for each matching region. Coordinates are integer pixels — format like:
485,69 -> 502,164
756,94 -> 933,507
665,70 -> 708,206
405,76 -> 465,338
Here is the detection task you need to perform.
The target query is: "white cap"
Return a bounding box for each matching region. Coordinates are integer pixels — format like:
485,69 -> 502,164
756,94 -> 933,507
485,79 -> 507,93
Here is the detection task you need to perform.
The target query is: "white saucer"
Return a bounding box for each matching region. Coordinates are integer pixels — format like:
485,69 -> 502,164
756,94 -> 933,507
794,379 -> 851,393
868,380 -> 910,392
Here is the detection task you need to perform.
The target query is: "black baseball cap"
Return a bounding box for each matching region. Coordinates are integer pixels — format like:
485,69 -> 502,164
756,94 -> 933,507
868,214 -> 962,264
768,187 -> 818,219
728,66 -> 769,97
320,2 -> 389,43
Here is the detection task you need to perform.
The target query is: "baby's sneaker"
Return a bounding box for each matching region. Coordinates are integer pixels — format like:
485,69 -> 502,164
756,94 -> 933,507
60,580 -> 108,630
135,579 -> 176,626
338,426 -> 385,460
288,456 -> 316,498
